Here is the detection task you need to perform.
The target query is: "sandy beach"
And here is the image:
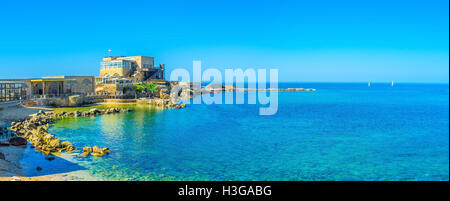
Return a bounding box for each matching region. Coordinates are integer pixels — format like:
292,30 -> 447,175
0,104 -> 44,127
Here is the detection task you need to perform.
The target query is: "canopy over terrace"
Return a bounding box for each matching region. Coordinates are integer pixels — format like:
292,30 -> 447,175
30,78 -> 75,98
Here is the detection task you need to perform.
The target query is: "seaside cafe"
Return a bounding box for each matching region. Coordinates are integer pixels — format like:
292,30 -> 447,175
30,77 -> 76,98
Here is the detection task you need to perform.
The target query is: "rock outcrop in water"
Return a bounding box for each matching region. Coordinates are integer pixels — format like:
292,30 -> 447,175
7,137 -> 27,146
77,146 -> 110,157
136,98 -> 186,109
235,88 -> 316,91
8,108 -> 131,156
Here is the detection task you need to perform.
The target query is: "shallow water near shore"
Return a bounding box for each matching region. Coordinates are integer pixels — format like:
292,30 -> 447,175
20,83 -> 449,180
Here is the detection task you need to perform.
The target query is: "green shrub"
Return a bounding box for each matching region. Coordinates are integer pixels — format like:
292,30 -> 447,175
134,83 -> 159,93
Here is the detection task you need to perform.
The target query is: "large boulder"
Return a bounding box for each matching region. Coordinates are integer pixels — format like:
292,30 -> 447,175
68,95 -> 83,107
89,108 -> 100,114
91,146 -> 110,157
49,138 -> 62,148
8,137 -> 27,146
92,145 -> 102,154
102,147 -> 110,154
82,146 -> 92,155
61,141 -> 75,153
74,111 -> 82,117
66,145 -> 75,153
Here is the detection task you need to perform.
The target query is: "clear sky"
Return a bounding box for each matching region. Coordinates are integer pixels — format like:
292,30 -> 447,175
0,0 -> 448,83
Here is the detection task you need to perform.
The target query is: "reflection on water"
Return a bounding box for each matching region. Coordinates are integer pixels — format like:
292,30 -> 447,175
42,84 -> 449,181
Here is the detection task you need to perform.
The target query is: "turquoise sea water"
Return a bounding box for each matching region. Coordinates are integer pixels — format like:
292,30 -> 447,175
20,83 -> 449,180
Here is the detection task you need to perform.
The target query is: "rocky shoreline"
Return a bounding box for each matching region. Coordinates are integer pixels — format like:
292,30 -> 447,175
137,97 -> 187,108
0,102 -> 187,180
7,108 -> 131,157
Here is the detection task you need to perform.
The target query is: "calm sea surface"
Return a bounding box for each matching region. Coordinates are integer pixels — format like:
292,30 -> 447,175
19,83 -> 449,180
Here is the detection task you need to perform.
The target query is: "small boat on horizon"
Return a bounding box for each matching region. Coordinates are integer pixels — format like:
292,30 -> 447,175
368,82 -> 371,87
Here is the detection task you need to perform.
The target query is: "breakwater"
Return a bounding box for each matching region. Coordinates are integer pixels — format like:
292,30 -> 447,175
236,88 -> 316,91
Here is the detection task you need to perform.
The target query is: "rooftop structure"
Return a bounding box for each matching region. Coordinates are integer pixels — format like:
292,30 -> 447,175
100,56 -> 164,82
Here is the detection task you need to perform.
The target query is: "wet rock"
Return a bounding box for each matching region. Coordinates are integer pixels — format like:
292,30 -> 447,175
89,108 -> 100,114
91,152 -> 104,157
92,145 -> 102,153
8,136 -> 27,146
66,145 -> 75,153
0,151 -> 5,160
62,141 -> 75,153
119,108 -> 129,113
102,147 -> 110,154
91,145 -> 104,157
49,138 -> 61,148
8,106 -> 131,156
45,155 -> 55,161
90,146 -> 110,157
82,146 -> 92,155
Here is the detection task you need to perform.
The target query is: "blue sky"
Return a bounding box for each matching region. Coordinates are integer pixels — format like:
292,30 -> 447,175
0,0 -> 448,83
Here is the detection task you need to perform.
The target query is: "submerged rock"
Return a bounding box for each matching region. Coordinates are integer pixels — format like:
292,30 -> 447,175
45,155 -> 55,161
8,137 -> 27,146
0,151 -> 5,160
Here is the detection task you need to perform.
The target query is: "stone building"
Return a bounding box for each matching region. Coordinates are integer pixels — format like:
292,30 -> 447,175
96,55 -> 167,98
100,56 -> 165,82
94,77 -> 135,98
0,76 -> 95,99
31,76 -> 95,97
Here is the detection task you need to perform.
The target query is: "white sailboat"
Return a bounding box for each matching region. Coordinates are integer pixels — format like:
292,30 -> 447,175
368,82 -> 371,87
391,81 -> 394,86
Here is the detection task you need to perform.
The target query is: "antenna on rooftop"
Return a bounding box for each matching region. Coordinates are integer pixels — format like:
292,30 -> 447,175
108,49 -> 112,57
